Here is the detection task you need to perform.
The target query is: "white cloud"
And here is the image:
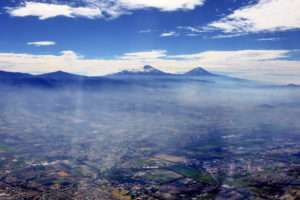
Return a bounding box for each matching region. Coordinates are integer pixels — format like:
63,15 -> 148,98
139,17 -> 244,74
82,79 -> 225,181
0,49 -> 300,84
170,50 -> 290,61
208,0 -> 300,33
27,41 -> 56,46
7,2 -> 102,20
160,31 -> 178,37
118,0 -> 205,11
7,0 -> 205,20
71,6 -> 102,18
120,50 -> 167,60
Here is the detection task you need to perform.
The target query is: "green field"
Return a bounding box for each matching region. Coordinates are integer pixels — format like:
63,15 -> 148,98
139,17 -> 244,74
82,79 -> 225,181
169,165 -> 215,185
0,143 -> 10,152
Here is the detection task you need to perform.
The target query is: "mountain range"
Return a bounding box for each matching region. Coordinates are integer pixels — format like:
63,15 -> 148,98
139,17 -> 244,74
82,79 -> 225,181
0,65 -> 298,88
0,65 -> 222,80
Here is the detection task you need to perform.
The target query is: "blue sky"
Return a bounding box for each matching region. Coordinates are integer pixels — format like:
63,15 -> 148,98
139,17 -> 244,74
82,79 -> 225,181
0,0 -> 300,83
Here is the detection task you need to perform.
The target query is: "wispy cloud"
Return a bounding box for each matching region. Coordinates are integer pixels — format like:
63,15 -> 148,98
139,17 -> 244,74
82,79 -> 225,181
176,26 -> 214,37
207,0 -> 300,33
1,49 -> 300,84
257,37 -> 280,41
7,0 -> 206,20
139,29 -> 152,33
177,26 -> 207,33
160,31 -> 178,37
185,33 -> 200,37
210,33 -> 246,39
27,41 -> 56,47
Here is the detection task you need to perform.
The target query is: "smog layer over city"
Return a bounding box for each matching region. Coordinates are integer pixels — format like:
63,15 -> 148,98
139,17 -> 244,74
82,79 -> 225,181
1,0 -> 300,199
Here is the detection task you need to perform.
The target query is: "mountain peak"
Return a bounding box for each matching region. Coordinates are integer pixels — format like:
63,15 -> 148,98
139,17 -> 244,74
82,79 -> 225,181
38,71 -> 82,79
184,67 -> 214,76
142,65 -> 164,73
143,65 -> 156,72
54,70 -> 65,73
112,65 -> 170,76
47,71 -> 71,75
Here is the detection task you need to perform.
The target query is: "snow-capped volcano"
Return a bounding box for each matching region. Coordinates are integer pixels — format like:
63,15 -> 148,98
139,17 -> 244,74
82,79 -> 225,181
112,65 -> 171,76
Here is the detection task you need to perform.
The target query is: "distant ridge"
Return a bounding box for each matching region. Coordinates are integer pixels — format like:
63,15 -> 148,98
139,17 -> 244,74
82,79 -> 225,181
37,71 -> 84,80
287,84 -> 300,88
0,70 -> 33,79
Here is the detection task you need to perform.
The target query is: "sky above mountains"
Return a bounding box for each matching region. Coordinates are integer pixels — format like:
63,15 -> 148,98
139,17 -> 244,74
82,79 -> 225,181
0,0 -> 300,83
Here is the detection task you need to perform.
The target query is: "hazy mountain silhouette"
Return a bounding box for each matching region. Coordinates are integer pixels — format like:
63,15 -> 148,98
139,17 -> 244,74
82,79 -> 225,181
1,66 -> 297,89
37,71 -> 84,80
183,67 -> 216,76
